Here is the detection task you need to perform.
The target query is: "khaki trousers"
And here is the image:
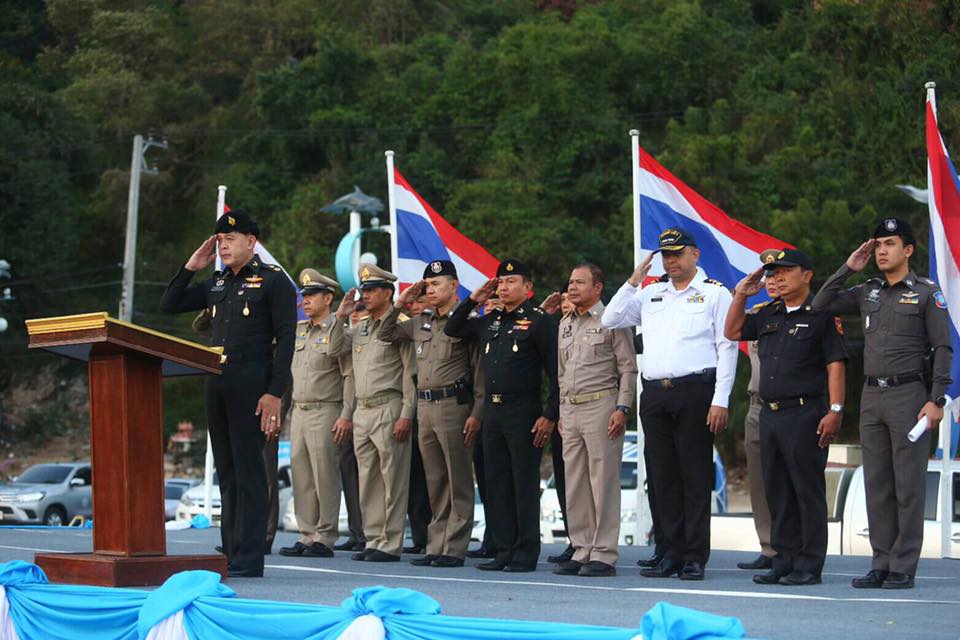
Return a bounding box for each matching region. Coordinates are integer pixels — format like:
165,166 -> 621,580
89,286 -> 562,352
744,394 -> 775,557
290,402 -> 343,548
418,398 -> 474,558
560,394 -> 623,565
353,396 -> 410,555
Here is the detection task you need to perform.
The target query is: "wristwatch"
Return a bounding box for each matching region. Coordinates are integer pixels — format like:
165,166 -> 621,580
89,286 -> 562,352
829,403 -> 844,415
616,405 -> 630,415
934,396 -> 947,408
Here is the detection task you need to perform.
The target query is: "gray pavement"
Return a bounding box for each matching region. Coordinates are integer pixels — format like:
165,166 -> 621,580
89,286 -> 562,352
1,526 -> 958,639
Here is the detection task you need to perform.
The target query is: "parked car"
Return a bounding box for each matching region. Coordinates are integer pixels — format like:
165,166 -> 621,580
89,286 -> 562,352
711,458 -> 960,558
0,462 -> 93,526
165,478 -> 200,521
177,466 -> 291,527
539,434 -> 726,545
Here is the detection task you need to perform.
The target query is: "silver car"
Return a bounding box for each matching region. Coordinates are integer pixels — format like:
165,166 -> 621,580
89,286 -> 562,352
0,462 -> 93,526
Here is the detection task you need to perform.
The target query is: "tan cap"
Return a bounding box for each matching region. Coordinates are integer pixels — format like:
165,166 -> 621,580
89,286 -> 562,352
358,263 -> 397,289
299,268 -> 339,294
759,249 -> 779,266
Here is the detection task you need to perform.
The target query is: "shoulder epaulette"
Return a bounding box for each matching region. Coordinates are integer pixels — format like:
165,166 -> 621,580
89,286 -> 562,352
746,300 -> 771,315
919,277 -> 936,287
704,278 -> 727,288
398,313 -> 410,322
270,265 -> 282,272
297,319 -> 308,326
865,277 -> 883,284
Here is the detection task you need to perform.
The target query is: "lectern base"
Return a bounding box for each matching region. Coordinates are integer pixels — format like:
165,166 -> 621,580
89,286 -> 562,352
35,552 -> 228,587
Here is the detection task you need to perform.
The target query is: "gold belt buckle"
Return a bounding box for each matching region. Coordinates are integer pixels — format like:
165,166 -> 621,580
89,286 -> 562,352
491,394 -> 502,404
660,379 -> 673,389
769,401 -> 779,411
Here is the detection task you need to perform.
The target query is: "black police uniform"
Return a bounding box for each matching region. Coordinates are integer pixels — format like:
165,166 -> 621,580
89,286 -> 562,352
445,260 -> 559,570
162,226 -> 296,575
740,294 -> 847,579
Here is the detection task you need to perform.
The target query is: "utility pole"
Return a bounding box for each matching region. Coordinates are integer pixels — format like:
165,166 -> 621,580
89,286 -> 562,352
118,134 -> 167,322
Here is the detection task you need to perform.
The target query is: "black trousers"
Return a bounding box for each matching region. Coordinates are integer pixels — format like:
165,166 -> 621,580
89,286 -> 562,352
263,435 -> 278,552
482,395 -> 543,567
641,425 -> 666,555
473,433 -> 493,551
206,361 -> 269,573
550,428 -> 569,539
640,379 -> 714,565
760,400 -> 828,575
407,420 -> 432,548
339,436 -> 365,543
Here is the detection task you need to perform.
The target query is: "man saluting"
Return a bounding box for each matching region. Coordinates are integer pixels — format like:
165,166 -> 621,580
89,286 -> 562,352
161,209 -> 296,578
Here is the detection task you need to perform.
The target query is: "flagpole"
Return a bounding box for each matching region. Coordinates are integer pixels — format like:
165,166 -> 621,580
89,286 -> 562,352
629,129 -> 652,549
203,185 -> 227,524
385,151 -> 400,288
926,81 -> 954,559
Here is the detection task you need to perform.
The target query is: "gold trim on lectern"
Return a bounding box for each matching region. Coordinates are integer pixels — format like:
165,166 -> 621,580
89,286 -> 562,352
25,312 -> 109,335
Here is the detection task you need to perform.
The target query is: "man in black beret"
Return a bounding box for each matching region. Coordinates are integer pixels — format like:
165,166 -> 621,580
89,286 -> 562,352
161,208 -> 296,578
446,258 -> 560,572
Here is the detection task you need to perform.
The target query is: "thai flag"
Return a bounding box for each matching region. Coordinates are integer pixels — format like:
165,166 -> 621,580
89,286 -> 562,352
637,148 -> 791,305
392,168 -> 499,299
925,88 -> 960,418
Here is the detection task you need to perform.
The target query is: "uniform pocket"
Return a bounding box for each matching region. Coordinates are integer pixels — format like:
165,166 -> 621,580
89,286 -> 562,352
892,304 -> 922,335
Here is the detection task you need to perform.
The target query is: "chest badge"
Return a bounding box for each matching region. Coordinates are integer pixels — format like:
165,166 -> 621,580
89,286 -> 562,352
898,297 -> 919,305
242,302 -> 250,316
561,325 -> 573,339
686,294 -> 704,304
866,289 -> 880,303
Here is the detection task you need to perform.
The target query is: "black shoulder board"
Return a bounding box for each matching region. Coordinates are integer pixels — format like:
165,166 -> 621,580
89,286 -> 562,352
704,278 -> 727,288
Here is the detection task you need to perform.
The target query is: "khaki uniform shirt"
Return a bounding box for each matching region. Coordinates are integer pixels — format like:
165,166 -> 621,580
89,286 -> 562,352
379,306 -> 485,420
291,314 -> 354,419
351,305 -> 417,420
747,341 -> 760,396
558,301 -> 638,408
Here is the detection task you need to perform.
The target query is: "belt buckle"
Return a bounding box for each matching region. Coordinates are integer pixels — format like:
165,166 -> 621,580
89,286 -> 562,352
422,389 -> 433,401
877,377 -> 889,388
491,394 -> 502,404
660,379 -> 673,389
769,401 -> 779,411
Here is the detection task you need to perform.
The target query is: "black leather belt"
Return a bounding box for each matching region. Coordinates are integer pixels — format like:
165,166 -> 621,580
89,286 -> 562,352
866,374 -> 923,388
222,351 -> 272,364
418,386 -> 458,401
762,396 -> 821,411
643,368 -> 716,389
486,392 -> 528,404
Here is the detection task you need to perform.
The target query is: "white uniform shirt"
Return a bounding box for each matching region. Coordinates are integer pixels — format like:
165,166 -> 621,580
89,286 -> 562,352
601,267 -> 738,408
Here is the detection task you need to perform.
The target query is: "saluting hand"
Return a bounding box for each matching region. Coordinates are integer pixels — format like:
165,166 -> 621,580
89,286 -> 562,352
393,417 -> 413,442
628,254 -> 654,287
734,267 -> 765,298
846,239 -> 876,272
540,291 -> 562,315
531,416 -> 555,448
397,281 -> 425,309
335,288 -> 358,320
463,416 -> 481,447
469,277 -> 499,304
186,235 -> 218,272
706,405 -> 728,434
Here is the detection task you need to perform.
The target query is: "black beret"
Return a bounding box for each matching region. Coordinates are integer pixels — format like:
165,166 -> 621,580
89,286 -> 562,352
423,260 -> 458,280
873,217 -> 915,245
496,258 -> 531,278
215,208 -> 259,236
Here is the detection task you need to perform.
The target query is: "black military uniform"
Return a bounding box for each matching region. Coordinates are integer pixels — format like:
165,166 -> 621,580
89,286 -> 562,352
813,218 -> 953,588
161,209 -> 296,576
740,249 -> 848,585
445,259 -> 559,571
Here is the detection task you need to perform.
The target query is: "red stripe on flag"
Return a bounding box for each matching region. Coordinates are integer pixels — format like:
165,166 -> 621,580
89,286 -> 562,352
927,103 -> 960,267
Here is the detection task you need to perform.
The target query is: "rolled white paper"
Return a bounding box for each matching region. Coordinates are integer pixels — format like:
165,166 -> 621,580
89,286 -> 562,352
907,415 -> 928,443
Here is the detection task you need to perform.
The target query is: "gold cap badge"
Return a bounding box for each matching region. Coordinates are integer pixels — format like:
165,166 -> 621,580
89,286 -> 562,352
506,263 -> 514,272
227,215 -> 236,226
361,267 -> 371,281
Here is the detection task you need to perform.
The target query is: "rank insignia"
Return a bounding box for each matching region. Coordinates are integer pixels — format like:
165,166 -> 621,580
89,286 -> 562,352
686,294 -> 704,304
898,297 -> 919,305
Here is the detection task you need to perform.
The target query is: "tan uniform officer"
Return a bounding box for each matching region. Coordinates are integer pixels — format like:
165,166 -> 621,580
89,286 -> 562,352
338,263 -> 417,561
279,270 -> 355,558
552,264 -> 637,578
379,260 -> 484,568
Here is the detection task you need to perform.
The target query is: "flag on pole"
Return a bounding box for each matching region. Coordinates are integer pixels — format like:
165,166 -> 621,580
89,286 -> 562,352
925,86 -> 960,418
636,148 -> 792,305
390,167 -> 499,299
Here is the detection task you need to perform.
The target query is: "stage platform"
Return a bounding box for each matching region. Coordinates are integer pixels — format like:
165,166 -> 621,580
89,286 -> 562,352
0,526 -> 957,639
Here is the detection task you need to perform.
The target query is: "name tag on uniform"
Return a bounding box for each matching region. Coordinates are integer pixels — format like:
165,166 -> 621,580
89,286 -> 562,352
650,297 -> 663,303
586,327 -> 602,333
686,294 -> 704,304
210,285 -> 225,292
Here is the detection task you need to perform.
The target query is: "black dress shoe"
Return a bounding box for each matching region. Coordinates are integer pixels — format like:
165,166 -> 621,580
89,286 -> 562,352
579,561 -> 616,577
214,545 -> 225,555
227,566 -> 263,578
547,544 -> 574,564
476,559 -> 508,571
366,549 -> 401,562
851,569 -> 888,589
679,561 -> 705,581
334,539 -> 361,551
303,542 -> 334,558
466,546 -> 495,559
403,544 -> 426,554
431,555 -> 465,568
279,541 -> 308,556
503,563 -> 536,573
753,568 -> 790,585
410,554 -> 440,566
351,548 -> 374,561
882,572 -> 915,589
552,560 -> 584,576
737,554 -> 773,571
640,559 -> 683,578
779,570 -> 821,586
636,552 -> 663,568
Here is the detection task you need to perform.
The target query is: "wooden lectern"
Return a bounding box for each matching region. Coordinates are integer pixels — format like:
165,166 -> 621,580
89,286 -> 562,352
24,312 -> 227,586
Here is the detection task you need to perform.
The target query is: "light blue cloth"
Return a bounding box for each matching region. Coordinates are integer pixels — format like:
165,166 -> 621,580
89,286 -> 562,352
189,514 -> 211,529
642,601 -> 745,640
137,570 -> 234,639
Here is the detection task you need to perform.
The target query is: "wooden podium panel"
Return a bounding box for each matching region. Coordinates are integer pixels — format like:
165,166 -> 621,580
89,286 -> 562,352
25,313 -> 227,586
